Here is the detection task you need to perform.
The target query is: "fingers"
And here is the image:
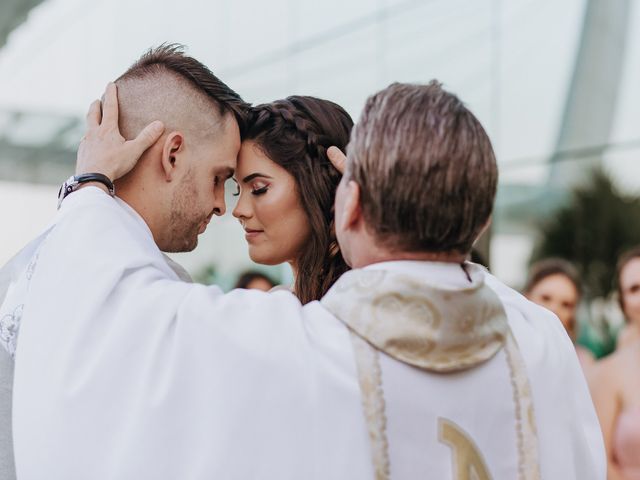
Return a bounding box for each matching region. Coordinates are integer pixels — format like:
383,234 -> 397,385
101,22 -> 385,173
126,121 -> 165,159
327,146 -> 347,174
86,100 -> 102,130
101,82 -> 119,127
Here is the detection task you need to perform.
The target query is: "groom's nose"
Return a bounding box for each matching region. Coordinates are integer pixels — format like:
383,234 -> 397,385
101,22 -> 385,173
212,195 -> 226,216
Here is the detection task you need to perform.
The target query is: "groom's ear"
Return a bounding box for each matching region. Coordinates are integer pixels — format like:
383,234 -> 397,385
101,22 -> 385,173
160,132 -> 184,181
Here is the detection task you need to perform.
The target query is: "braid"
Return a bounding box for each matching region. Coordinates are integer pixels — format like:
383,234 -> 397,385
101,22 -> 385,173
251,103 -> 334,162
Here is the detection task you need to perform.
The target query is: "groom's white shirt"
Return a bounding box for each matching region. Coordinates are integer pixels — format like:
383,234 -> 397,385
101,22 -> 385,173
0,194 -> 192,480
4,187 -> 604,479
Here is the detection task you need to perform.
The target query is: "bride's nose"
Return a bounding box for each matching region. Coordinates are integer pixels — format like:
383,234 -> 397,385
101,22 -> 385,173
232,191 -> 251,220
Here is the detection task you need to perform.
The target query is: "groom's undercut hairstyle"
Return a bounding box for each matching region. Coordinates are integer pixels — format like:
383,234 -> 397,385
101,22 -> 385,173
115,44 -> 248,142
346,81 -> 497,254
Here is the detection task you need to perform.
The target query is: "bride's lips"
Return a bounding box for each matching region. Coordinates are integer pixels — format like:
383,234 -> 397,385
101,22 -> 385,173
244,228 -> 263,241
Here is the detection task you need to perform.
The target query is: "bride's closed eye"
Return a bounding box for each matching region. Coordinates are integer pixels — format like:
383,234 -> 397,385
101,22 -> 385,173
251,185 -> 269,196
237,172 -> 273,197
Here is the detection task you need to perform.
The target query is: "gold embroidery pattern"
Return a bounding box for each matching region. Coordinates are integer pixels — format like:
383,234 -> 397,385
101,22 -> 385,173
322,267 -> 508,373
439,418 -> 493,480
350,332 -> 390,480
504,332 -> 541,480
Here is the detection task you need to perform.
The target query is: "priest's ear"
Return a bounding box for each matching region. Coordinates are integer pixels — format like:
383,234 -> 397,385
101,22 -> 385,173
336,179 -> 362,233
160,132 -> 185,181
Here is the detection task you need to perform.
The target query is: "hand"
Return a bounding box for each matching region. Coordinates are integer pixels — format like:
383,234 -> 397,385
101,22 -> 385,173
76,83 -> 164,180
327,146 -> 347,174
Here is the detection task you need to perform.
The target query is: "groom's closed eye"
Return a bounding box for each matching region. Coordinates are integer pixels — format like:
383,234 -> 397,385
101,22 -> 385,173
212,166 -> 235,187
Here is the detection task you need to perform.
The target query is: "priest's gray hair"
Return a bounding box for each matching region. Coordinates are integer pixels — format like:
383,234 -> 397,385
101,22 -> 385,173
345,81 -> 498,254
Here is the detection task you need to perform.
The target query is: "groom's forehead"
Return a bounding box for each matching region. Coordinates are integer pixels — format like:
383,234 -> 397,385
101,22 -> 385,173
196,123 -> 241,173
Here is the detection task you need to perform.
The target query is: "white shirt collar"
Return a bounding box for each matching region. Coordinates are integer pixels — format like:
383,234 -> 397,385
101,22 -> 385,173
363,260 -> 480,289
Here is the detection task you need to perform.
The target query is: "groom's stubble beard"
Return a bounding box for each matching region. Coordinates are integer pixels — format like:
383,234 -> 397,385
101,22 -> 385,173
165,173 -> 209,253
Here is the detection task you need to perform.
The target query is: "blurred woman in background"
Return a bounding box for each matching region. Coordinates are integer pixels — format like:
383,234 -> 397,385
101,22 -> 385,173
615,248 -> 640,349
524,258 -> 594,369
233,270 -> 276,292
590,247 -> 640,480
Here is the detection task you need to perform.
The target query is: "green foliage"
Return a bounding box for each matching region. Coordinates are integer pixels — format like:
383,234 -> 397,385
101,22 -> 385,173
532,169 -> 640,298
193,264 -> 217,285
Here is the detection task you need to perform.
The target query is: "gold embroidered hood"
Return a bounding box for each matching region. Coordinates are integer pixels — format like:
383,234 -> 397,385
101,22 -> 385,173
321,265 -> 509,373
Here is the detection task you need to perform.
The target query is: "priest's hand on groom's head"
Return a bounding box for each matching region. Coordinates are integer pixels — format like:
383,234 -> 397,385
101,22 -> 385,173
76,82 -> 165,181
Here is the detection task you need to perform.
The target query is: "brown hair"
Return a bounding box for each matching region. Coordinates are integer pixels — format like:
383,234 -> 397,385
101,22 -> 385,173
346,81 -> 498,254
245,96 -> 353,304
524,258 -> 582,298
615,246 -> 640,316
116,43 -> 249,134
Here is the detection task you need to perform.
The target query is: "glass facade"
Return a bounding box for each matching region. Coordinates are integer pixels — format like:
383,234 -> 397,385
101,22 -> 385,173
1,0 -> 639,286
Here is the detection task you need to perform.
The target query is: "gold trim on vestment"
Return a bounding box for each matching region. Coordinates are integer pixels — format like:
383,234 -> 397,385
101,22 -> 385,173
349,332 -> 390,480
504,331 -> 541,480
438,417 -> 493,480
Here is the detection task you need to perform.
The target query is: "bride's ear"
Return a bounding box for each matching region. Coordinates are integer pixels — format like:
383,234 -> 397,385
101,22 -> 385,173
161,132 -> 184,181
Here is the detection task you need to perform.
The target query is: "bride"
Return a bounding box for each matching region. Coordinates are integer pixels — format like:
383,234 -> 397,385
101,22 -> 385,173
231,96 -> 353,303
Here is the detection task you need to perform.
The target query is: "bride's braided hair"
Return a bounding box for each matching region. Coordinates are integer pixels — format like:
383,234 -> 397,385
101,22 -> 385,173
245,96 -> 353,304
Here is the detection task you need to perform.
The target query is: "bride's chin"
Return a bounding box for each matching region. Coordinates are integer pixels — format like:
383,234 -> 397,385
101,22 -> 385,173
248,247 -> 281,266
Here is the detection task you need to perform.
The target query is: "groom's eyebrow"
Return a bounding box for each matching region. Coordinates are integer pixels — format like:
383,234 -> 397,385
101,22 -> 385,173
216,167 -> 235,179
242,173 -> 273,183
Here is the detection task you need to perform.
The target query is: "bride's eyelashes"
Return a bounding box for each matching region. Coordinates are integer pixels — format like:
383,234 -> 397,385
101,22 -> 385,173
231,183 -> 269,197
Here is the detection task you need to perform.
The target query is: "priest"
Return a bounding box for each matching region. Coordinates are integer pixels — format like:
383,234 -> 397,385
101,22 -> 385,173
6,81 -> 604,479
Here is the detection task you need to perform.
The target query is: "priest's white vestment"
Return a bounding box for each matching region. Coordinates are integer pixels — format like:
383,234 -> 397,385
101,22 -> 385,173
4,188 -> 605,479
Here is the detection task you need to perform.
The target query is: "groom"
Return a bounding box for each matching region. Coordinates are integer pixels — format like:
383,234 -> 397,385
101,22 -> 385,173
0,44 -> 247,480
8,80 -> 604,478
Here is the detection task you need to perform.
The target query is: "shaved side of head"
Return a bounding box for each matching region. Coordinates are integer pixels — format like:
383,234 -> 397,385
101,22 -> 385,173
115,43 -> 248,145
116,70 -> 225,144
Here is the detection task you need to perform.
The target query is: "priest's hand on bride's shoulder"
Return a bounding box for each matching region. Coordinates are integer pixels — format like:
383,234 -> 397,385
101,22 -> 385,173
327,146 -> 346,174
76,82 -> 164,181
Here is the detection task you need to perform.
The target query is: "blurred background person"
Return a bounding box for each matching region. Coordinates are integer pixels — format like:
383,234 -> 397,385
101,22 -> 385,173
469,247 -> 489,269
589,247 -> 640,480
524,258 -> 594,369
233,270 -> 276,292
615,247 -> 640,349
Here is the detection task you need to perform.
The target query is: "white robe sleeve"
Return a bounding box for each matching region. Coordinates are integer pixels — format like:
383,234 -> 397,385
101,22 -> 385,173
12,188 -> 369,480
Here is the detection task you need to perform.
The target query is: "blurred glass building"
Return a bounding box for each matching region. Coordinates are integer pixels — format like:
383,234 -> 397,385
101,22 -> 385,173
1,0 -> 639,288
